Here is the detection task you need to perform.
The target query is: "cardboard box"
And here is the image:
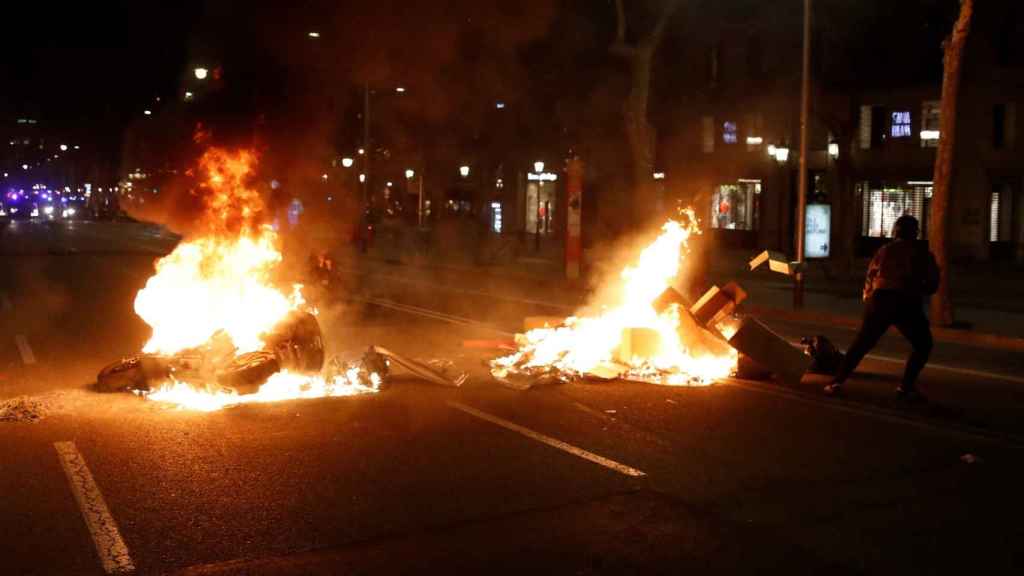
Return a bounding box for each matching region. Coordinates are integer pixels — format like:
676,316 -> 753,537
726,317 -> 810,386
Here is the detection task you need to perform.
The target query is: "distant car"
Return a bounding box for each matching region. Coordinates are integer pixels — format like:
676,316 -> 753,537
4,191 -> 34,220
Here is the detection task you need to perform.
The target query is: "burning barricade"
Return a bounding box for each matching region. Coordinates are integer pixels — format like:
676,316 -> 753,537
96,147 -> 456,411
490,209 -> 810,388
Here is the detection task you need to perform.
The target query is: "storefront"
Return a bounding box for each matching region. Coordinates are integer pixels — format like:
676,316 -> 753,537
709,179 -> 761,231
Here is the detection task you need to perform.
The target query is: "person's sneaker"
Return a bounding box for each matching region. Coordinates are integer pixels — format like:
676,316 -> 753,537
896,386 -> 927,403
823,381 -> 844,396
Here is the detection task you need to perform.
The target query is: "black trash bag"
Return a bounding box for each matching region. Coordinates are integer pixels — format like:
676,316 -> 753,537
801,335 -> 844,375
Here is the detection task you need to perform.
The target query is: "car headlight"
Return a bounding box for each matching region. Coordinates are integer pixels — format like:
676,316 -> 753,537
43,205 -> 54,215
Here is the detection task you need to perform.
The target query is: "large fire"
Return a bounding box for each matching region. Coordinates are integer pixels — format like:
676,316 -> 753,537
133,148 -> 378,410
492,209 -> 736,385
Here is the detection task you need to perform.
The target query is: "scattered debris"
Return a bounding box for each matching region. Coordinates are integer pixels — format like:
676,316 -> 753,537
727,318 -> 811,387
749,250 -> 803,276
1,395 -> 48,423
373,346 -> 465,387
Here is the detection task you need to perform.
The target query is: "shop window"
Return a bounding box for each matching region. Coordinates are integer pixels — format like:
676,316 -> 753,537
710,180 -> 760,231
990,191 -> 1002,242
490,202 -> 503,233
526,182 -> 556,236
860,182 -> 930,238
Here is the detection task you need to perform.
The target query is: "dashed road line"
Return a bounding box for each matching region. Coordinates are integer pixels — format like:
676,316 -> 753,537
53,441 -> 135,574
448,401 -> 646,477
866,353 -> 1024,385
14,334 -> 36,365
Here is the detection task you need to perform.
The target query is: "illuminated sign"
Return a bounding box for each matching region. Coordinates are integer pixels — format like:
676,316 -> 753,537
890,111 -> 912,138
805,204 -> 831,258
723,121 -> 738,144
528,172 -> 558,182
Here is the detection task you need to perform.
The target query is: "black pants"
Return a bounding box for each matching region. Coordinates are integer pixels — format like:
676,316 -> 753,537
835,290 -> 933,389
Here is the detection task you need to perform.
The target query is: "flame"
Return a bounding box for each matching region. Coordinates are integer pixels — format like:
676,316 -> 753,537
492,208 -> 736,385
141,370 -> 382,412
131,147 -> 377,410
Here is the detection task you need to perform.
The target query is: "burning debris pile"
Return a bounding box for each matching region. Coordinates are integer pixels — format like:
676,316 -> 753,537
491,208 -> 810,388
95,148 -> 450,411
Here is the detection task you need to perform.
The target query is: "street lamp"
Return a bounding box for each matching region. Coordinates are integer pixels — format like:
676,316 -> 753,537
341,157 -> 354,168
405,169 -> 415,179
533,161 -> 544,173
459,165 -> 470,177
194,67 -> 208,80
143,109 -> 152,116
359,173 -> 366,183
773,146 -> 790,163
395,87 -> 406,93
59,144 -> 68,152
308,31 -> 320,38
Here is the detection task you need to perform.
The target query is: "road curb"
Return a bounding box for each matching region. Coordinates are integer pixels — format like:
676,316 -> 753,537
747,304 -> 1024,353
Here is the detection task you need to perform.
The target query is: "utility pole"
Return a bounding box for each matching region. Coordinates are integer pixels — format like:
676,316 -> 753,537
363,83 -> 371,205
794,0 -> 811,308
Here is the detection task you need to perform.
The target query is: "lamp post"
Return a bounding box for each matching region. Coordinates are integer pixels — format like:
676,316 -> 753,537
794,0 -> 812,308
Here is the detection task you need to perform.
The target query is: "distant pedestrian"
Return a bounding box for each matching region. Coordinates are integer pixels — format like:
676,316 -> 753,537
825,215 -> 940,401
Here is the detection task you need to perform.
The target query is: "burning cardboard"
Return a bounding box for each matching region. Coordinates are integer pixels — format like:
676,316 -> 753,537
749,250 -> 803,276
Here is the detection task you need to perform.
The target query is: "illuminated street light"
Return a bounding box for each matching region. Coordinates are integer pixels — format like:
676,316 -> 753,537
653,172 -> 666,180
405,169 -> 415,179
395,87 -> 406,93
74,145 -> 80,150
459,165 -> 470,177
359,173 -> 366,183
59,144 -> 68,152
357,148 -> 365,155
194,67 -> 208,80
21,164 -> 28,170
144,109 -> 152,116
308,31 -> 320,38
828,142 -> 839,159
533,161 -> 544,173
321,173 -> 329,180
184,91 -> 194,101
341,157 -> 354,168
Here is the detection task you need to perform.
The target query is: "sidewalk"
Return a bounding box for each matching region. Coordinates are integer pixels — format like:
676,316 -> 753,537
349,235 -> 1024,349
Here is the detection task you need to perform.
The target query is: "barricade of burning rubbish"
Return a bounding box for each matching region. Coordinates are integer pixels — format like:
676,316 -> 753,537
490,210 -> 812,388
95,147 -> 460,412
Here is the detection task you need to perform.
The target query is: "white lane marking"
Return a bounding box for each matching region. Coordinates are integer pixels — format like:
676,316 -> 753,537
865,353 -> 1024,385
14,334 -> 36,365
53,441 -> 135,574
448,401 -> 646,477
1,292 -> 11,312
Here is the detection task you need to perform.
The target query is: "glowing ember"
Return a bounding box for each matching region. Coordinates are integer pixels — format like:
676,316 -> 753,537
492,208 -> 736,385
130,147 -> 378,410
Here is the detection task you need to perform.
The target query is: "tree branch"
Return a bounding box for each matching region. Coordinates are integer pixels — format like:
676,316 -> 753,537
641,0 -> 680,52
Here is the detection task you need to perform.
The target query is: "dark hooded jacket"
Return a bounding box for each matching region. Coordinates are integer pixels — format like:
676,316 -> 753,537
863,239 -> 940,301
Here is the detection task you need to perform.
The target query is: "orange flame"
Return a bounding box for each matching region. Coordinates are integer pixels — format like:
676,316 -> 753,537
492,208 -> 736,385
131,147 -> 380,410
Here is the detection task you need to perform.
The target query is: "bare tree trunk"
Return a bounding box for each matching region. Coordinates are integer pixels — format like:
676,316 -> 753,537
929,0 -> 972,327
612,0 -> 679,228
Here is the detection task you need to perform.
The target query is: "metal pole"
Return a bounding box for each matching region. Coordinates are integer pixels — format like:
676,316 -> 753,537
363,83 -> 371,205
418,171 -> 424,228
794,0 -> 811,308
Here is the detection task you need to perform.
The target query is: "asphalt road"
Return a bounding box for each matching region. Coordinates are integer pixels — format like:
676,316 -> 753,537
2,219 -> 1023,575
